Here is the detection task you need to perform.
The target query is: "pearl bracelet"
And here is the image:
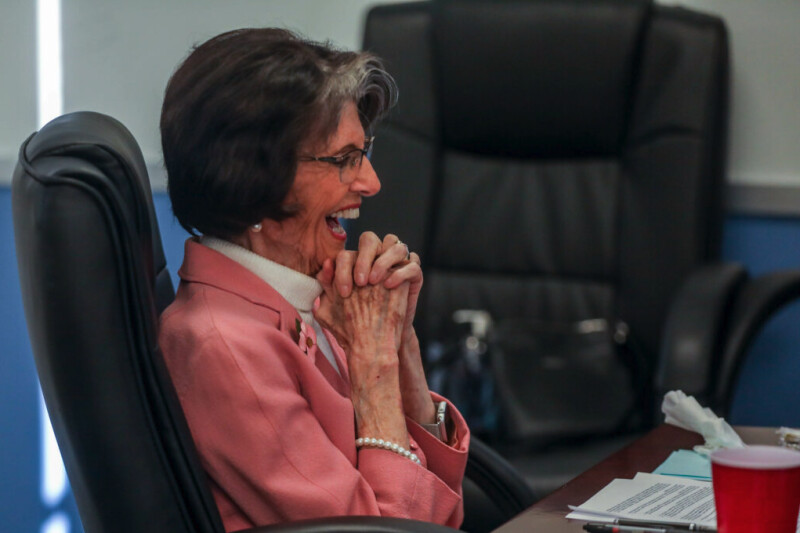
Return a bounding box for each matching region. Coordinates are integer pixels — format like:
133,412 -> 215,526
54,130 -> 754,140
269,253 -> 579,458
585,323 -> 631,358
355,437 -> 421,465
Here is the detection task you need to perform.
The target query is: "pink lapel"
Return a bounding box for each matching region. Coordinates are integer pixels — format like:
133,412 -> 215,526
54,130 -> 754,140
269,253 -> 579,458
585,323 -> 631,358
179,238 -> 298,332
179,238 -> 351,395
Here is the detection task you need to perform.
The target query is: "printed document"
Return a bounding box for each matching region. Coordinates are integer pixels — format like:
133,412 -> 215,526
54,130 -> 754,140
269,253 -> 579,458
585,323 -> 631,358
567,472 -> 716,529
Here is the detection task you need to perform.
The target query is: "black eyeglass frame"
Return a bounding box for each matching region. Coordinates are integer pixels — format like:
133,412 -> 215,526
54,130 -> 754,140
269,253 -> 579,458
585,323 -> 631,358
297,136 -> 375,181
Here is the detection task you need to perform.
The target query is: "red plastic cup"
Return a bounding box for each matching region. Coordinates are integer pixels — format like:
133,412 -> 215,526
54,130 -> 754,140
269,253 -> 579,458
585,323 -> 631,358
711,445 -> 800,533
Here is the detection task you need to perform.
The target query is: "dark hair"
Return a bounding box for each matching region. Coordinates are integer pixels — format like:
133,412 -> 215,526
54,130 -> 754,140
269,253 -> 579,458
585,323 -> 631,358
160,28 -> 397,238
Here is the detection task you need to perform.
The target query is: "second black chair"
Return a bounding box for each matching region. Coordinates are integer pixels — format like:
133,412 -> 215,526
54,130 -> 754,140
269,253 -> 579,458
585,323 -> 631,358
354,0 -> 736,498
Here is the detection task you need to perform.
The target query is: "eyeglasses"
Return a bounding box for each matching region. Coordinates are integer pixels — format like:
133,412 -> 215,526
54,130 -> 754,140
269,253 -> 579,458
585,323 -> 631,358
298,136 -> 374,184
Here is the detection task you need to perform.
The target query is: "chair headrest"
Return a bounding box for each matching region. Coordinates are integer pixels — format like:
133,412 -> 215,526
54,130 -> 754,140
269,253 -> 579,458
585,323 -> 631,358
22,111 -> 151,227
19,111 -> 174,311
434,0 -> 652,158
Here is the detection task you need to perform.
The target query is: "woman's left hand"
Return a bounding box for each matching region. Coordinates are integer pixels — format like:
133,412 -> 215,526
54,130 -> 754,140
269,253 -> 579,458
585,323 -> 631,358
318,232 -> 434,426
337,232 -> 423,343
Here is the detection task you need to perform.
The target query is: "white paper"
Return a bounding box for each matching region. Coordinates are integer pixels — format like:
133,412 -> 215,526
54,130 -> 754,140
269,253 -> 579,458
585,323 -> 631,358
567,472 -> 716,529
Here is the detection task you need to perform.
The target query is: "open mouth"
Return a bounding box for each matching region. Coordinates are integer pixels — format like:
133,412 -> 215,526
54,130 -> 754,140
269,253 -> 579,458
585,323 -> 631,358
325,207 -> 360,240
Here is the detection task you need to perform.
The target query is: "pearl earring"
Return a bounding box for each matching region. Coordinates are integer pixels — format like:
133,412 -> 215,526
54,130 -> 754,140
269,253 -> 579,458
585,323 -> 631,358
251,223 -> 262,232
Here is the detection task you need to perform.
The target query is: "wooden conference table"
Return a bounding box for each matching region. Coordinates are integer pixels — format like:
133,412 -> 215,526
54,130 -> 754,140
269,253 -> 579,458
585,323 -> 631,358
494,425 -> 778,533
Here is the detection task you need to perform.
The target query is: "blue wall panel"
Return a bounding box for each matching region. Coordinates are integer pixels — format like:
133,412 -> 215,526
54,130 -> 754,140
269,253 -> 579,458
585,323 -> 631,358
723,215 -> 800,275
0,187 -> 45,531
153,192 -> 188,290
0,187 -> 82,532
722,215 -> 800,427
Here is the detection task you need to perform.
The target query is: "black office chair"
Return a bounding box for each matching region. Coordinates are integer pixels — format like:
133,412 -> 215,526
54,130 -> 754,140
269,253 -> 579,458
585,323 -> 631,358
12,111 -> 533,533
353,0 -> 800,498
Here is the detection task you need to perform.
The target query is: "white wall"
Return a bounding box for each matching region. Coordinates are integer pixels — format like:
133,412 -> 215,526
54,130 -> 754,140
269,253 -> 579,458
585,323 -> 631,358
670,0 -> 800,188
0,0 -> 37,176
0,0 -> 396,185
61,0 -> 395,170
1,0 -> 799,200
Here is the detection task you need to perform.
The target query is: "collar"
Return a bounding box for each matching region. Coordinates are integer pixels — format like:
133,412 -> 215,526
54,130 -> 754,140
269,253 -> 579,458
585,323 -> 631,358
200,236 -> 323,324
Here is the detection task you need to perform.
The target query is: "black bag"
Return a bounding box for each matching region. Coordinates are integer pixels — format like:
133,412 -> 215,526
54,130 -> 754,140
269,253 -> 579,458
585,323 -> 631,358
427,312 -> 648,446
490,318 -> 646,447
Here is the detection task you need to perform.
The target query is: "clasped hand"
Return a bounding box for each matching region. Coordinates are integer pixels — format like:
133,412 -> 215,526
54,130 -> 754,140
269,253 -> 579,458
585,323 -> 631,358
315,232 -> 435,431
315,232 -> 422,353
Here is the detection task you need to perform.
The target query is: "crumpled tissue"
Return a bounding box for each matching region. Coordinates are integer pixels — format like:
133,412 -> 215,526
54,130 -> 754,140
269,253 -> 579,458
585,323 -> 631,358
662,390 -> 745,455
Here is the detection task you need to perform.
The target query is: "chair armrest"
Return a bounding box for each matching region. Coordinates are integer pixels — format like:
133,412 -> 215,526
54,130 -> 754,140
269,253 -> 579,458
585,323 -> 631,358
713,269 -> 800,415
462,437 -> 537,533
656,263 -> 748,408
239,516 -> 459,532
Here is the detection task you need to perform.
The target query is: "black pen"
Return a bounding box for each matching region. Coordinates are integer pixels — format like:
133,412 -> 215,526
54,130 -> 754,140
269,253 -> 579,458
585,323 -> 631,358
583,524 -> 687,533
616,519 -> 716,532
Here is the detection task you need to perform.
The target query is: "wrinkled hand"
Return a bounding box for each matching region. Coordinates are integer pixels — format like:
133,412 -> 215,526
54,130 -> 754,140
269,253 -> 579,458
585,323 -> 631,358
316,258 -> 409,356
316,259 -> 412,446
317,261 -> 413,443
317,232 -> 435,427
330,232 -> 423,344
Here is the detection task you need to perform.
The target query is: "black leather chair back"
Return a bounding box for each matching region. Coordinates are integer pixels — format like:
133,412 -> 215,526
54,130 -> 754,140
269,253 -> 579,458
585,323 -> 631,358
355,0 -> 728,444
13,112 -> 223,533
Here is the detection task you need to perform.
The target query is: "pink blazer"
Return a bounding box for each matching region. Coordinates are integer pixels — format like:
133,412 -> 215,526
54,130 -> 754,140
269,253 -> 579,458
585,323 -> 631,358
159,239 -> 469,531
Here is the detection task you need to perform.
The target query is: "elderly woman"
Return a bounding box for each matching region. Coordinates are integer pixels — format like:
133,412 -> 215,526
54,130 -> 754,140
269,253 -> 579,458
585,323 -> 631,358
158,28 -> 469,531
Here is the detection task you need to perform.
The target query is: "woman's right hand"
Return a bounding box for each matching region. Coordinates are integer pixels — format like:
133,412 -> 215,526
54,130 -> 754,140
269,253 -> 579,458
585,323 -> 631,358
317,258 -> 411,445
318,236 -> 435,426
328,233 -> 422,346
316,257 -> 409,355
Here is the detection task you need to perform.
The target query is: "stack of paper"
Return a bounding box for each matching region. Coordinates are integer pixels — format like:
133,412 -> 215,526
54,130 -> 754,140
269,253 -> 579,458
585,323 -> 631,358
567,472 -> 716,529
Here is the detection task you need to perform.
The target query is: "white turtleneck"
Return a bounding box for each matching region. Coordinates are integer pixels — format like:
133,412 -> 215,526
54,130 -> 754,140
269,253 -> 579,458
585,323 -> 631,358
200,236 -> 340,375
